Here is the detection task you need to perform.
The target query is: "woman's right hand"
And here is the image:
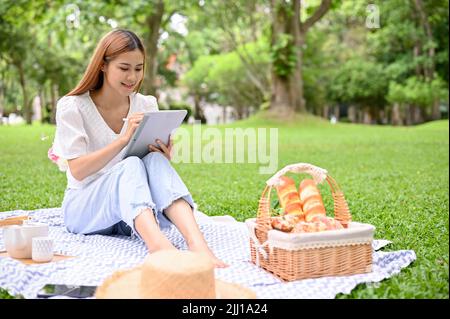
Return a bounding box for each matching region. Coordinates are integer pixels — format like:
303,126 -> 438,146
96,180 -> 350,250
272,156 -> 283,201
120,112 -> 145,145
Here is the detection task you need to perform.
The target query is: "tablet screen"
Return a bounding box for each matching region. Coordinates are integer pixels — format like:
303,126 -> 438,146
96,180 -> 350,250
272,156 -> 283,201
122,110 -> 187,159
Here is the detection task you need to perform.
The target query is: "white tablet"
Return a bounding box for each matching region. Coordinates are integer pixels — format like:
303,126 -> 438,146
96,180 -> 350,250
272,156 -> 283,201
122,110 -> 187,159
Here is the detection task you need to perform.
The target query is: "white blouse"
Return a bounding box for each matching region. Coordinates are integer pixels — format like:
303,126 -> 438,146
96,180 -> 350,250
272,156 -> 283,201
53,91 -> 159,189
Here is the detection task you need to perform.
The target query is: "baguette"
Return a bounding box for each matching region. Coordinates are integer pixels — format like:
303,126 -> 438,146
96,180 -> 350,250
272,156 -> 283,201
298,179 -> 326,222
275,176 -> 304,219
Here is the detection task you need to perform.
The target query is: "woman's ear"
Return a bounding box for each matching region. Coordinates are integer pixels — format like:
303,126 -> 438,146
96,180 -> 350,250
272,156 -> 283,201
101,61 -> 108,72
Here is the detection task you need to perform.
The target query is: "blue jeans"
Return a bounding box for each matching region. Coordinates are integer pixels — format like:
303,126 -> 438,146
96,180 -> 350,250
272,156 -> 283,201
61,152 -> 195,239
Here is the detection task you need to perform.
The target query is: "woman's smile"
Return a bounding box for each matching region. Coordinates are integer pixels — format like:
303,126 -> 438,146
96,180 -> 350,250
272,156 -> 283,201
121,82 -> 135,90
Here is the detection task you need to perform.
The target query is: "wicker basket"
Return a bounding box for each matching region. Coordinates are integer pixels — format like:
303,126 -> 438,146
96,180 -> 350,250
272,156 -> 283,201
247,163 -> 374,281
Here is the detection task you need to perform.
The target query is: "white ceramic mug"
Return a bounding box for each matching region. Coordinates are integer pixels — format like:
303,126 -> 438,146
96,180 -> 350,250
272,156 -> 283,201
3,222 -> 49,259
32,237 -> 54,263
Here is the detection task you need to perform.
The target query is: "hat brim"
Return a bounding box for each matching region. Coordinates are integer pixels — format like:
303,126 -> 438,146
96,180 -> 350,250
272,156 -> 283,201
95,266 -> 256,299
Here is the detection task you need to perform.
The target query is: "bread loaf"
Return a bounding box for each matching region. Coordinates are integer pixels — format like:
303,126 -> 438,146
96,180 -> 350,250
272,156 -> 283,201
310,215 -> 344,230
271,216 -> 294,232
291,216 -> 343,233
275,176 -> 304,219
298,179 -> 326,222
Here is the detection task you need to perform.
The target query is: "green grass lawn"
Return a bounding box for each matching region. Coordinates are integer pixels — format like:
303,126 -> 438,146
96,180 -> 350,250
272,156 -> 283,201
0,114 -> 448,298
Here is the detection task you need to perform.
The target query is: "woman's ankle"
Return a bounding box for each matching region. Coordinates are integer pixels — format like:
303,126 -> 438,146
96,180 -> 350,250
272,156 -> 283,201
148,244 -> 178,253
186,237 -> 210,251
146,239 -> 177,253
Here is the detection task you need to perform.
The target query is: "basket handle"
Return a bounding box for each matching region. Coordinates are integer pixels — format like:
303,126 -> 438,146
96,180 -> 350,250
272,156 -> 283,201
258,163 -> 352,229
266,163 -> 328,186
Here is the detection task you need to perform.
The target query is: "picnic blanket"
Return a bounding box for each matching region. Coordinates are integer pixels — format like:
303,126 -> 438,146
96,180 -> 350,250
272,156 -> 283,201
0,208 -> 416,299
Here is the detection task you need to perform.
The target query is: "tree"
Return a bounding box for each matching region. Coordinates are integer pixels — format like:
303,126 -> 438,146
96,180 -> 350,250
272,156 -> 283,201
411,0 -> 446,120
387,75 -> 448,125
182,55 -> 214,122
0,0 -> 48,124
193,0 -> 271,107
270,0 -> 332,114
117,0 -> 198,96
328,57 -> 388,124
183,40 -> 270,120
155,17 -> 224,122
321,0 -> 448,124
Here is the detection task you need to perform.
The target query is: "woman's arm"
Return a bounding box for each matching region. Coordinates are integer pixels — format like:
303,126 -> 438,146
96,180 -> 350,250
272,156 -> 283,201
68,112 -> 144,181
68,137 -> 127,181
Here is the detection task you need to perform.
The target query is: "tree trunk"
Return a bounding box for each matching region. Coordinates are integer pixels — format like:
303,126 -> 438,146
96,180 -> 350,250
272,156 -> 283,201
431,99 -> 440,120
269,0 -> 331,115
270,0 -> 296,116
16,61 -> 31,124
348,106 -> 356,123
412,106 -> 424,124
39,88 -> 45,124
246,106 -> 252,118
271,72 -> 295,116
392,103 -> 403,126
144,0 -> 164,96
292,0 -> 305,112
378,109 -> 385,124
322,105 -> 330,119
357,109 -> 364,123
413,0 -> 440,120
223,105 -> 227,124
236,105 -> 244,120
373,107 -> 381,124
193,93 -> 206,123
0,83 -> 4,125
50,82 -> 58,124
333,105 -> 340,121
363,108 -> 372,124
385,107 -> 392,125
404,105 -> 413,126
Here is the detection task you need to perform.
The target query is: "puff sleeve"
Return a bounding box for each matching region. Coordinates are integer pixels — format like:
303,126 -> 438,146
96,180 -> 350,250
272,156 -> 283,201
139,95 -> 159,112
53,96 -> 89,160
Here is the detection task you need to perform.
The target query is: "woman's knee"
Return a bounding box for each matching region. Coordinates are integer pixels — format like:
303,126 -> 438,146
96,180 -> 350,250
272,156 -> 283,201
118,156 -> 147,182
122,156 -> 143,167
121,156 -> 145,172
142,152 -> 168,167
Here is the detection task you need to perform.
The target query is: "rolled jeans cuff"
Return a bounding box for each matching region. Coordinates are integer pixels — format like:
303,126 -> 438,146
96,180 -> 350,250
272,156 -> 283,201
159,193 -> 195,215
128,202 -> 158,240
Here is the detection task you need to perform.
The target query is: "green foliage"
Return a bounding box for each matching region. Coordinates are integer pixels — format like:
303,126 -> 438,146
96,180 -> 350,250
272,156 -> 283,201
302,27 -> 335,113
328,57 -> 389,107
270,33 -> 297,78
182,55 -> 216,94
168,102 -> 192,122
206,52 -> 250,105
157,63 -> 178,87
387,75 -> 449,108
0,0 -> 448,125
183,40 -> 270,109
306,0 -> 449,120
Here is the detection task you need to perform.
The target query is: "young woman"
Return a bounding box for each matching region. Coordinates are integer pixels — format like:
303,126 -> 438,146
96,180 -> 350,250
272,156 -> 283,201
52,29 -> 227,267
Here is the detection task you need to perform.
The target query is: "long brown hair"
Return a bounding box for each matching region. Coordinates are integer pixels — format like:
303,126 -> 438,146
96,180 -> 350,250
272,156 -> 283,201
67,29 -> 146,96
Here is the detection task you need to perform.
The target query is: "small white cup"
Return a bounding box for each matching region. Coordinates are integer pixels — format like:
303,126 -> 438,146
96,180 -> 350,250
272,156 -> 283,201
32,237 -> 54,263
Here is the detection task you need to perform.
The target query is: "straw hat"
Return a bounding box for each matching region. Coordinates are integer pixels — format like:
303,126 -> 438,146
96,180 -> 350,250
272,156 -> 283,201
95,250 -> 256,299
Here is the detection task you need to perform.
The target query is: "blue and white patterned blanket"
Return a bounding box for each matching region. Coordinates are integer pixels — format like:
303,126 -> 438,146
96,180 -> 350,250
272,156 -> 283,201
0,208 -> 416,299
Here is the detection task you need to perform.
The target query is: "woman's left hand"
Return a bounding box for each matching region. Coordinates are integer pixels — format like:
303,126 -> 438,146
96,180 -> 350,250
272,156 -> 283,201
148,136 -> 173,161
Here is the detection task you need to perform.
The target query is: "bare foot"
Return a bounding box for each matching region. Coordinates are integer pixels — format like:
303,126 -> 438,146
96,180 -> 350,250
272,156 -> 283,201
151,245 -> 178,253
145,240 -> 178,253
188,241 -> 229,268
